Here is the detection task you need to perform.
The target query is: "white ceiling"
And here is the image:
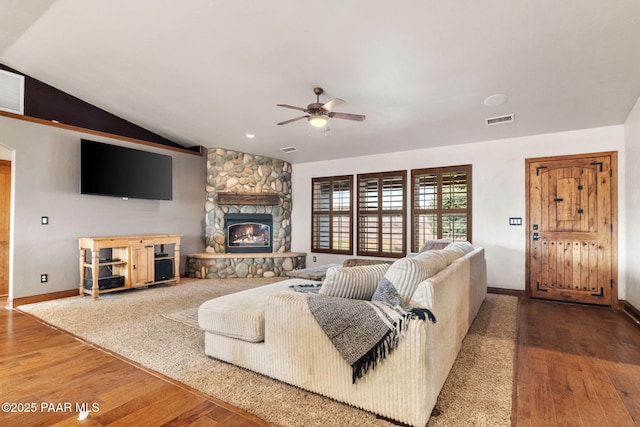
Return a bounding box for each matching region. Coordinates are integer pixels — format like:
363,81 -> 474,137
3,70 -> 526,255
1,0 -> 639,163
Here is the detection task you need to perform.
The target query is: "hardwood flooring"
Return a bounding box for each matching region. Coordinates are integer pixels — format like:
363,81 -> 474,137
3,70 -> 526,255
514,298 -> 640,426
2,296 -> 639,426
0,304 -> 274,426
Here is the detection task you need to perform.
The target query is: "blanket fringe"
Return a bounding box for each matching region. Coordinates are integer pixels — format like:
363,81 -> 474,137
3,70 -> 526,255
351,309 -> 435,383
352,327 -> 400,383
409,307 -> 437,323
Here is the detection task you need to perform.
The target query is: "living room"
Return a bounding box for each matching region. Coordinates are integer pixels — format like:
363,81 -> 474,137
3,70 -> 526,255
1,1 -> 640,426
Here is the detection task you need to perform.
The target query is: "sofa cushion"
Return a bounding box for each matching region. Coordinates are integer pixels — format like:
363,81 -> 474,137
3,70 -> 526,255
436,241 -> 475,264
437,246 -> 466,264
319,263 -> 390,300
418,238 -> 451,252
198,280 -> 294,342
383,251 -> 447,302
450,241 -> 474,254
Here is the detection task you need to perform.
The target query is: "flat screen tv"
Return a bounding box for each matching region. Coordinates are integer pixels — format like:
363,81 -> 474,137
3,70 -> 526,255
81,139 -> 173,200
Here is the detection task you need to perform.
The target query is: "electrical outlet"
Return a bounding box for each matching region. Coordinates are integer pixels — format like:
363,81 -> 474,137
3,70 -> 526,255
41,216 -> 49,225
40,274 -> 48,283
313,256 -> 317,262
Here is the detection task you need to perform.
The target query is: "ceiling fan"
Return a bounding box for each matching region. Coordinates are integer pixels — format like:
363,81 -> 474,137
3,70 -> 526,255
276,87 -> 366,128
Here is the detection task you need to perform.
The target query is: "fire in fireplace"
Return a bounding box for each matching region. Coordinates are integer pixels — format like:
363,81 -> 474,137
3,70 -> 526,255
225,213 -> 273,253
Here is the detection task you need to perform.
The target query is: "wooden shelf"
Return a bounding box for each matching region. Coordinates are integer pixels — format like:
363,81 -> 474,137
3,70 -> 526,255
78,234 -> 181,300
82,261 -> 127,268
0,110 -> 203,156
81,286 -> 126,295
217,192 -> 280,205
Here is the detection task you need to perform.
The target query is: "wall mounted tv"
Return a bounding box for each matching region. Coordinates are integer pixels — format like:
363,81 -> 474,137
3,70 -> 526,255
81,139 -> 173,200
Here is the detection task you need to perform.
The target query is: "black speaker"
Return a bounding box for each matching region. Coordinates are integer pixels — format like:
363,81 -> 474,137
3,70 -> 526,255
155,259 -> 174,281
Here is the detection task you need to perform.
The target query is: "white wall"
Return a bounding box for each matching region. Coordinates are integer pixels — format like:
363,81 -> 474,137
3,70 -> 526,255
0,146 -> 10,160
2,113 -> 631,300
291,126 -> 626,295
0,116 -> 207,299
624,96 -> 640,309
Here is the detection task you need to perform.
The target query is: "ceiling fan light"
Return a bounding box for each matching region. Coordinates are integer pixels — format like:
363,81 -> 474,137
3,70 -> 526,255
308,115 -> 327,127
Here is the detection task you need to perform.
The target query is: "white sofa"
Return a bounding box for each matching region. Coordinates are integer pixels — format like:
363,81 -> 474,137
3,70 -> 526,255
198,243 -> 487,427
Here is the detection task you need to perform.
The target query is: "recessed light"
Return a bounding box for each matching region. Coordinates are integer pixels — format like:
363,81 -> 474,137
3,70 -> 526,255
245,133 -> 255,138
483,94 -> 508,107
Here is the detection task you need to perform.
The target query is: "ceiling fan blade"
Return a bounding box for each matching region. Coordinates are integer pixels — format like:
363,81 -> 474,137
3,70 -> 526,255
277,115 -> 309,125
329,112 -> 366,122
321,98 -> 345,112
276,104 -> 308,112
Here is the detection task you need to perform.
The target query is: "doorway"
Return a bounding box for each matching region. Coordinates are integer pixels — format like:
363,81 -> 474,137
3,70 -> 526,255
0,159 -> 10,296
526,152 -> 618,306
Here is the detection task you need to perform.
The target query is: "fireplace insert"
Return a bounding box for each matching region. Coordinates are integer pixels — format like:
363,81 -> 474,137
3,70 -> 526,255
225,213 -> 273,253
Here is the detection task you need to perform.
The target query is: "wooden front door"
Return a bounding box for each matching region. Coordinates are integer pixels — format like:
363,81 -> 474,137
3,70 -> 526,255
0,160 -> 10,296
526,152 -> 617,306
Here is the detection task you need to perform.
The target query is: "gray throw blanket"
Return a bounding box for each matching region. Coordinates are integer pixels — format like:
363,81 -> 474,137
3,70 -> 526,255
307,277 -> 436,383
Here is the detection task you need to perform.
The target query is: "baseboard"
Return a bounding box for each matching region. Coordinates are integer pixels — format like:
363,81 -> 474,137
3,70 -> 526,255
487,287 -> 525,298
8,289 -> 79,308
623,300 -> 640,326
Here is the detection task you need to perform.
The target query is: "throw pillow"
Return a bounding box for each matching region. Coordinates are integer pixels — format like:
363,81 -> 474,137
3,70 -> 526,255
450,241 -> 474,254
418,238 -> 451,253
438,246 -> 467,264
438,241 -> 475,265
371,277 -> 402,306
319,263 -> 390,300
383,252 -> 447,303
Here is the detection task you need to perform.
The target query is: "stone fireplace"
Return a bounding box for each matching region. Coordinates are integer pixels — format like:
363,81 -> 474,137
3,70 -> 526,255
187,148 -> 303,279
204,148 -> 292,254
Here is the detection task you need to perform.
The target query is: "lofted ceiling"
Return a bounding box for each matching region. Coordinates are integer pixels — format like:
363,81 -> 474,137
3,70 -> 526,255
1,0 -> 639,163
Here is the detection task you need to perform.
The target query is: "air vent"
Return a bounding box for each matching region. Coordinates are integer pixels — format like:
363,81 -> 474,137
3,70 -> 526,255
280,146 -> 298,153
0,69 -> 25,115
485,114 -> 514,126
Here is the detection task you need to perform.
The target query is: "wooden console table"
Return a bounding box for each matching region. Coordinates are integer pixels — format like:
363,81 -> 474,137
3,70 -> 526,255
78,234 -> 181,300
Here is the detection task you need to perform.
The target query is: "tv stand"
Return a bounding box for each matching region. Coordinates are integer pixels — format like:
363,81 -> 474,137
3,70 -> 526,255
78,234 -> 181,300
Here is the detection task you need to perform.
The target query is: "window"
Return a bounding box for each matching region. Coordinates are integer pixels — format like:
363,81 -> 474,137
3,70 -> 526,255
311,175 -> 353,254
411,165 -> 472,252
357,170 -> 406,257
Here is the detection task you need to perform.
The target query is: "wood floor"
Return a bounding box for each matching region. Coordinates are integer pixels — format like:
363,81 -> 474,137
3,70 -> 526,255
0,303 -> 274,427
2,296 -> 639,426
514,298 -> 640,426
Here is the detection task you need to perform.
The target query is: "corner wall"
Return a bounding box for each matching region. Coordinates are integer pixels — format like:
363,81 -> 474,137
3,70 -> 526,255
290,126 -> 626,294
624,96 -> 640,310
0,115 -> 206,299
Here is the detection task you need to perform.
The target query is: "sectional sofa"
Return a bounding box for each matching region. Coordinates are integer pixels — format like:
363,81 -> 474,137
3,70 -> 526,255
198,242 -> 487,426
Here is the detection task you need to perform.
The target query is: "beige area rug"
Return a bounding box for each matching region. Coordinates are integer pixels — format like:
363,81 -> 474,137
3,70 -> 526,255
162,306 -> 200,329
18,278 -> 517,426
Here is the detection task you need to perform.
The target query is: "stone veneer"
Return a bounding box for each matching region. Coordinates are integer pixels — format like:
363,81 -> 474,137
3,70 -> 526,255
187,253 -> 306,279
204,147 -> 293,254
192,148 -> 298,279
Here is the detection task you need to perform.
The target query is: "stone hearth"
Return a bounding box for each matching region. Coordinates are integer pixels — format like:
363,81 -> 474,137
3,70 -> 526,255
187,252 -> 306,279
